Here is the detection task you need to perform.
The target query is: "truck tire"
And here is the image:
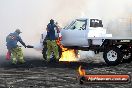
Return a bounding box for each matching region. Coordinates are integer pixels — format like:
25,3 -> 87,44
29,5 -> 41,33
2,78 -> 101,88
120,45 -> 132,63
42,47 -> 47,60
122,53 -> 132,63
103,47 -> 123,66
42,39 -> 47,60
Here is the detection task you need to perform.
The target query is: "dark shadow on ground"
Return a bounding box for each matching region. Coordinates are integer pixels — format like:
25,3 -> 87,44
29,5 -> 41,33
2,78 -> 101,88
0,56 -> 107,70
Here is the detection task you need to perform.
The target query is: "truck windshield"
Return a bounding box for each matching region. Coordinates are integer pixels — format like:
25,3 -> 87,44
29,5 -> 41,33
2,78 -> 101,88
67,20 -> 86,30
64,21 -> 75,29
90,19 -> 103,27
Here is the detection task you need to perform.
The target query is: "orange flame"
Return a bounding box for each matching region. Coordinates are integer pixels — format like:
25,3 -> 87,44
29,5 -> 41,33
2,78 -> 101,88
59,49 -> 77,62
56,38 -> 79,62
56,38 -> 68,51
78,66 -> 86,76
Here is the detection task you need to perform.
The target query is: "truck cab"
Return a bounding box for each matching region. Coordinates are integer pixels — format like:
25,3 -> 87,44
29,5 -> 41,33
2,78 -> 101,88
60,18 -> 107,48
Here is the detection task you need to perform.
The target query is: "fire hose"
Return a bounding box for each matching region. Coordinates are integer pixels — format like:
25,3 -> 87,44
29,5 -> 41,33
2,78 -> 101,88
26,45 -> 34,48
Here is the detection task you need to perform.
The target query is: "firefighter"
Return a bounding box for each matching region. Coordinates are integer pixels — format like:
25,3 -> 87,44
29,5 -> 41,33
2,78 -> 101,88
46,19 -> 60,62
6,29 -> 27,64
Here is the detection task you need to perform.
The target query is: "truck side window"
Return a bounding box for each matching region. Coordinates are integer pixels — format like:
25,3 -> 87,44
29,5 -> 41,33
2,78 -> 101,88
90,19 -> 103,27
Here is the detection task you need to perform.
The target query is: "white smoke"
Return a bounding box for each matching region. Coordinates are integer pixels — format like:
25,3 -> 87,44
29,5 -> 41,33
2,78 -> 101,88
0,0 -> 132,58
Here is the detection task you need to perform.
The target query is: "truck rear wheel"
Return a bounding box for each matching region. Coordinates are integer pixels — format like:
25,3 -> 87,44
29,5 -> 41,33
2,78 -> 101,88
122,53 -> 132,63
42,47 -> 47,60
103,47 -> 123,66
120,45 -> 132,63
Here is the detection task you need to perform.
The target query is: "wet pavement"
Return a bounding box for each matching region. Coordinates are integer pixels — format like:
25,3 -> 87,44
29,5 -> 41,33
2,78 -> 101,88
0,55 -> 132,88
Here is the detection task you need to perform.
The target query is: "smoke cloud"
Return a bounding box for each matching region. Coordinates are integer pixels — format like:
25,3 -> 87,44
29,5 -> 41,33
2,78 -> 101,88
0,0 -> 132,58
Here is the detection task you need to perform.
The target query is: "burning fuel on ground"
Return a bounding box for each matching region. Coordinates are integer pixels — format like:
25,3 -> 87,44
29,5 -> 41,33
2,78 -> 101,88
56,37 -> 80,62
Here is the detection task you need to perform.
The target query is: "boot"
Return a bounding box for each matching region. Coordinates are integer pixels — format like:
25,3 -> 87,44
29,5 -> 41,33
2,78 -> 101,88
12,58 -> 17,64
55,56 -> 59,63
19,57 -> 25,64
46,55 -> 51,62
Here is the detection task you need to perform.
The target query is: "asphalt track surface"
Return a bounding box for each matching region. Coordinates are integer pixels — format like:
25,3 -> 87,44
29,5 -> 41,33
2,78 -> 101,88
0,56 -> 132,88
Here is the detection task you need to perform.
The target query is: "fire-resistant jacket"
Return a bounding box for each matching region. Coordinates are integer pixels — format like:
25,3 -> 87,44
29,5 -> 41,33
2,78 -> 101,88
6,32 -> 26,50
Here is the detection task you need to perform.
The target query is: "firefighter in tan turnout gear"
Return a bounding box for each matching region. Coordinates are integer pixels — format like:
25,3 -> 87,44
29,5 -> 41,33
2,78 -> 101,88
46,19 -> 60,62
6,29 -> 27,64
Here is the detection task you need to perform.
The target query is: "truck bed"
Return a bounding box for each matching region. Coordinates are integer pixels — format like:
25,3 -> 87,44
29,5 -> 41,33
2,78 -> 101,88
88,37 -> 132,40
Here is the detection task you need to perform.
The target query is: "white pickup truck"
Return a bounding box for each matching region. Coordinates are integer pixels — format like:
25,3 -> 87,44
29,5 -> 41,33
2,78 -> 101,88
40,18 -> 132,66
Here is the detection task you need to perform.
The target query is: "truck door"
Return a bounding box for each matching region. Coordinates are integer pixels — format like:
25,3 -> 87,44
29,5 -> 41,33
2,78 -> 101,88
61,19 -> 88,46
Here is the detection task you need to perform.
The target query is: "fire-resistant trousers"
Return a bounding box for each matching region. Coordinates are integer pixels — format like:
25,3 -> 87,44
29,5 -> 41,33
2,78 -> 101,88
46,40 -> 59,61
10,46 -> 25,64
